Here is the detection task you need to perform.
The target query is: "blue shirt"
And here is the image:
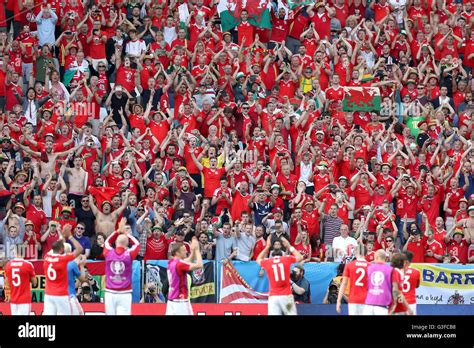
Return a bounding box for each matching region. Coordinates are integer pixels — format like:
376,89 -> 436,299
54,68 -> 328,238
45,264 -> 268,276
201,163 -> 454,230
67,261 -> 81,296
68,235 -> 92,254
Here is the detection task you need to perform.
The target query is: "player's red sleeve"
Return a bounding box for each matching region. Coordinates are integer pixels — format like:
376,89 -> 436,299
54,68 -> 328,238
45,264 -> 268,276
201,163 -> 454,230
28,263 -> 36,279
177,260 -> 191,273
63,253 -> 75,262
286,255 -> 297,265
392,269 -> 402,284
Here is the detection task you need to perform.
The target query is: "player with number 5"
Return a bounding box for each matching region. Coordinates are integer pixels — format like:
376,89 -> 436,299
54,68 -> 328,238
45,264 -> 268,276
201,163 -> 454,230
257,236 -> 303,315
5,248 -> 37,315
43,224 -> 83,315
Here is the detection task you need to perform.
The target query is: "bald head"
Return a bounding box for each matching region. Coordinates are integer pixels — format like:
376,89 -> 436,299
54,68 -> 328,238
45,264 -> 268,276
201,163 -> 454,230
116,234 -> 129,247
374,249 -> 387,262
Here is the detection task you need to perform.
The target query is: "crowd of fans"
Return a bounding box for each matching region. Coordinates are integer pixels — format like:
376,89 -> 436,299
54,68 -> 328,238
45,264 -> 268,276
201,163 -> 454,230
0,0 -> 473,267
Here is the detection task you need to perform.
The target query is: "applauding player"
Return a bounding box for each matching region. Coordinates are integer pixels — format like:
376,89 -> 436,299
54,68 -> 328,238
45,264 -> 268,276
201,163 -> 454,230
43,224 -> 84,315
103,218 -> 140,315
257,236 -> 303,315
166,236 -> 203,315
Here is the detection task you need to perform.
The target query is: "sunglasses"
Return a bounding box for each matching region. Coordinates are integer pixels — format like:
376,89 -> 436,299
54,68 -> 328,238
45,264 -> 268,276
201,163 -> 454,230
386,239 -> 393,242
137,209 -> 145,211
76,226 -> 84,230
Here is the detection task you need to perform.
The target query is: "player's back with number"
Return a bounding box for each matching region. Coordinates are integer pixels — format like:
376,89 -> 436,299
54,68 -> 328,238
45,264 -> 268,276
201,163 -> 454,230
5,259 -> 36,304
44,253 -> 75,296
260,255 -> 296,296
402,267 -> 420,304
344,259 -> 369,304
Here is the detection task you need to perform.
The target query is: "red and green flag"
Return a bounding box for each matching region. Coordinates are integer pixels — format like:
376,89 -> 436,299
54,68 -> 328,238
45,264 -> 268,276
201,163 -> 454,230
217,0 -> 272,32
286,0 -> 313,9
342,87 -> 381,112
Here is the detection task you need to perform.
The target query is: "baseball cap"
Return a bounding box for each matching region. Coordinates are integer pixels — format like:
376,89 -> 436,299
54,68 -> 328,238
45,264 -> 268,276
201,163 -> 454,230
178,166 -> 187,172
14,202 -> 25,210
62,206 -> 72,213
453,229 -> 464,236
274,207 -> 283,214
338,176 -> 348,182
468,205 -> 474,212
25,220 -> 34,226
102,200 -> 112,207
271,184 -> 281,191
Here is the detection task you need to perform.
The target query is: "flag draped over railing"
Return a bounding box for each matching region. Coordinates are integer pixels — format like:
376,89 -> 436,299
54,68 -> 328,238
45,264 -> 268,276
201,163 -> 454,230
219,261 -> 268,303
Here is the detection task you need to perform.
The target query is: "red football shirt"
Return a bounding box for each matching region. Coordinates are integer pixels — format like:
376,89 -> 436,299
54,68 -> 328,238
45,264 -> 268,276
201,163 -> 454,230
407,237 -> 427,263
402,267 -> 420,304
202,167 -> 226,198
342,259 -> 369,304
43,252 -> 75,296
5,259 -> 36,304
260,255 -> 297,296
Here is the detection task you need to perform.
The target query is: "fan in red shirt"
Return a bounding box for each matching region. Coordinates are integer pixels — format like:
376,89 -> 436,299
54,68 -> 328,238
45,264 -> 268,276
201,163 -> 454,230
424,230 -> 444,263
43,224 -> 84,315
5,254 -> 37,315
445,228 -> 470,264
403,223 -> 427,263
144,226 -> 170,260
337,245 -> 369,315
191,154 -> 235,198
257,236 -> 303,315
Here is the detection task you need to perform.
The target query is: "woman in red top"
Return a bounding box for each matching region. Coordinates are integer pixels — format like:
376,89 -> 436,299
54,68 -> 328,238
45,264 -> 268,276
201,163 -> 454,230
294,230 -> 312,263
310,235 -> 326,262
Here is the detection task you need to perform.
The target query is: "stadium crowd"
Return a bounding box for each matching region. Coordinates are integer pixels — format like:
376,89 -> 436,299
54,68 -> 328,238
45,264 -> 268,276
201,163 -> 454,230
0,0 -> 473,268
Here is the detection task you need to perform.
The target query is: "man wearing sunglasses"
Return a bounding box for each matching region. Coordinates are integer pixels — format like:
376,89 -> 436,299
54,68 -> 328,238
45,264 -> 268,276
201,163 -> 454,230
67,222 -> 92,259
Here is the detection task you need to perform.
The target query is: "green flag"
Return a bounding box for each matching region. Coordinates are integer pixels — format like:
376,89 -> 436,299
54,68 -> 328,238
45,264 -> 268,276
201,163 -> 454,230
286,0 -> 313,9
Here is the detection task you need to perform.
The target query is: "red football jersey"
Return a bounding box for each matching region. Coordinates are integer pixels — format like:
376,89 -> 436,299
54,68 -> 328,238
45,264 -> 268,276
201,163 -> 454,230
342,259 -> 369,304
5,259 -> 35,304
43,252 -> 75,296
402,267 -> 420,304
260,255 -> 297,296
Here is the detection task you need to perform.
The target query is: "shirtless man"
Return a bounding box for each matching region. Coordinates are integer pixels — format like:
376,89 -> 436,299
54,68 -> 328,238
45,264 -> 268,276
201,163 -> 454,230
66,156 -> 88,209
89,191 -> 130,237
455,205 -> 474,242
15,139 -> 79,179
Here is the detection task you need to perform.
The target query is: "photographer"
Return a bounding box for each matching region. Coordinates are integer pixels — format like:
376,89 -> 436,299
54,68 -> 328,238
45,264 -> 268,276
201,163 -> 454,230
290,265 -> 311,303
323,264 -> 347,304
141,282 -> 165,303
76,266 -> 100,303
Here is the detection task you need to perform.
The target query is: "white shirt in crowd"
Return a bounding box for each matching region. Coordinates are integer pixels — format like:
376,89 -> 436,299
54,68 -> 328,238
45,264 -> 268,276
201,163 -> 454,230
332,235 -> 358,263
125,39 -> 147,57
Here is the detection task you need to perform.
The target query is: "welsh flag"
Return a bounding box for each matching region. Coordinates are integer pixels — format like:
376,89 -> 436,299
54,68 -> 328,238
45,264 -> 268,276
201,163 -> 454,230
218,0 -> 272,32
342,87 -> 381,112
286,0 -> 313,9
